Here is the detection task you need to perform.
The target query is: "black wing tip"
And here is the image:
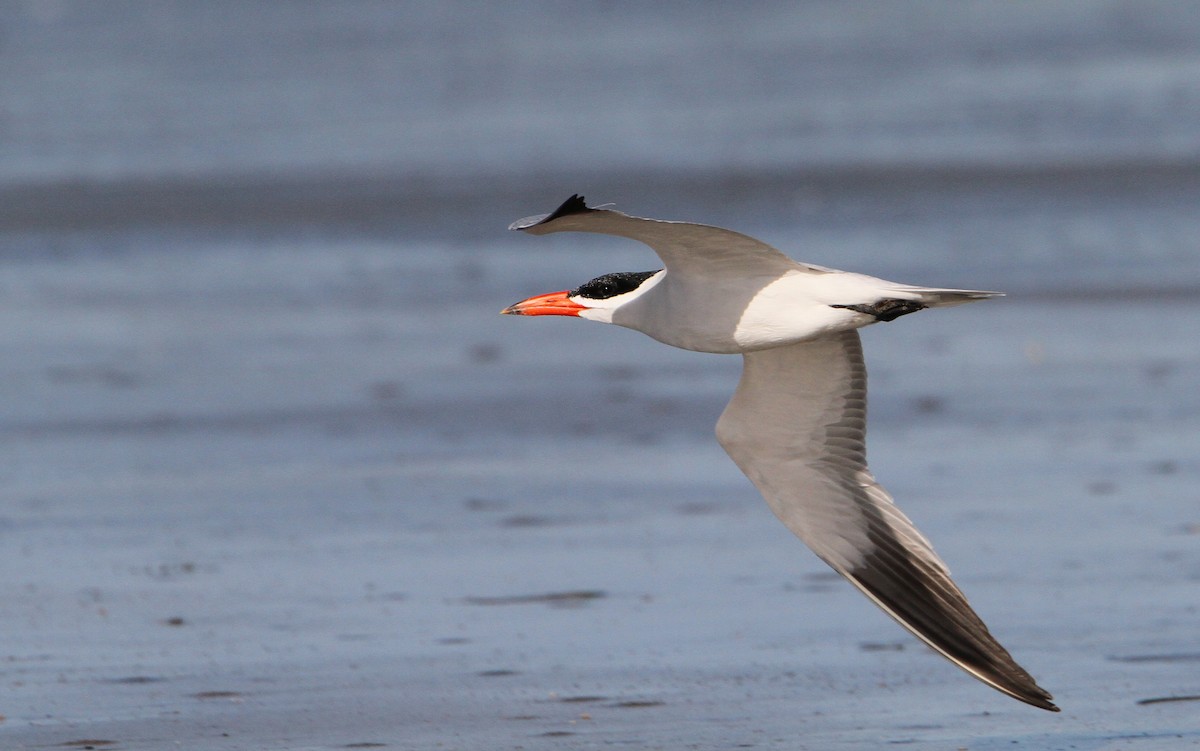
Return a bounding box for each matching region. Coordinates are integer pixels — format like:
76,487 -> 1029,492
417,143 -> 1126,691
1010,689 -> 1059,712
507,194 -> 595,231
545,194 -> 592,221
1002,680 -> 1058,711
1036,696 -> 1061,712
1016,682 -> 1060,712
847,545 -> 1059,712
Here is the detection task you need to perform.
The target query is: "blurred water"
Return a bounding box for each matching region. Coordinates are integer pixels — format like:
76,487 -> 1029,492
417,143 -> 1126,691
2,2 -> 1200,749
5,1 -> 1200,183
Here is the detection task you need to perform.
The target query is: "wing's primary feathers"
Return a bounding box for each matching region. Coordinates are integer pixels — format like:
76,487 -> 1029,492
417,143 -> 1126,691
510,194 -> 816,276
715,331 -> 1057,711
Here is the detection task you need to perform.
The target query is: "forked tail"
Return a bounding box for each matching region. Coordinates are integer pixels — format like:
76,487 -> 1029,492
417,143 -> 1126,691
905,287 -> 1005,308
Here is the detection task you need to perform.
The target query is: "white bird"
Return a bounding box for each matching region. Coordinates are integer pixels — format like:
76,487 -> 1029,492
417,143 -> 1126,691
502,195 -> 1057,712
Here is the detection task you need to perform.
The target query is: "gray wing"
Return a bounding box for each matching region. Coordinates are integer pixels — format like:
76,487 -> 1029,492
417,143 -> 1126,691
509,194 -> 822,276
714,331 -> 1058,711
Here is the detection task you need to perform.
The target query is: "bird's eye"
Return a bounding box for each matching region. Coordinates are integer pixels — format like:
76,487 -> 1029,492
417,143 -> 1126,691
571,270 -> 660,300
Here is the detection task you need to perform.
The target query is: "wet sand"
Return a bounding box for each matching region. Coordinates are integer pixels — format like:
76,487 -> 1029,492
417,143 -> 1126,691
1,228 -> 1197,749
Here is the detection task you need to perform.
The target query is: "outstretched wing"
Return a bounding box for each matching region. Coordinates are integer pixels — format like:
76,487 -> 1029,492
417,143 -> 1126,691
509,194 -> 820,276
714,330 -> 1057,711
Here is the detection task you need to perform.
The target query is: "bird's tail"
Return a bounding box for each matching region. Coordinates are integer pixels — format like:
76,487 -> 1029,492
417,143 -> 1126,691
899,286 -> 1004,308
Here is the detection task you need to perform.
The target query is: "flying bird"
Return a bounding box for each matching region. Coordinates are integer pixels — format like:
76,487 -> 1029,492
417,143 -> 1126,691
502,195 -> 1057,711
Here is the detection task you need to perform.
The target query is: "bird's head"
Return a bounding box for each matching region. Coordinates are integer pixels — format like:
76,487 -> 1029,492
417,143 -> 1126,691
502,269 -> 662,324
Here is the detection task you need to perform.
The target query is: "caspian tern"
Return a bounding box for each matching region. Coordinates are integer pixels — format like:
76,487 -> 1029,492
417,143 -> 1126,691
502,195 -> 1057,712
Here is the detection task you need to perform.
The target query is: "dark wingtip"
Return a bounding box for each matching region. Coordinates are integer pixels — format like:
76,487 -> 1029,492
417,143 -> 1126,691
846,536 -> 1060,713
544,194 -> 591,222
1011,685 -> 1059,712
1023,695 -> 1060,712
507,194 -> 595,231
